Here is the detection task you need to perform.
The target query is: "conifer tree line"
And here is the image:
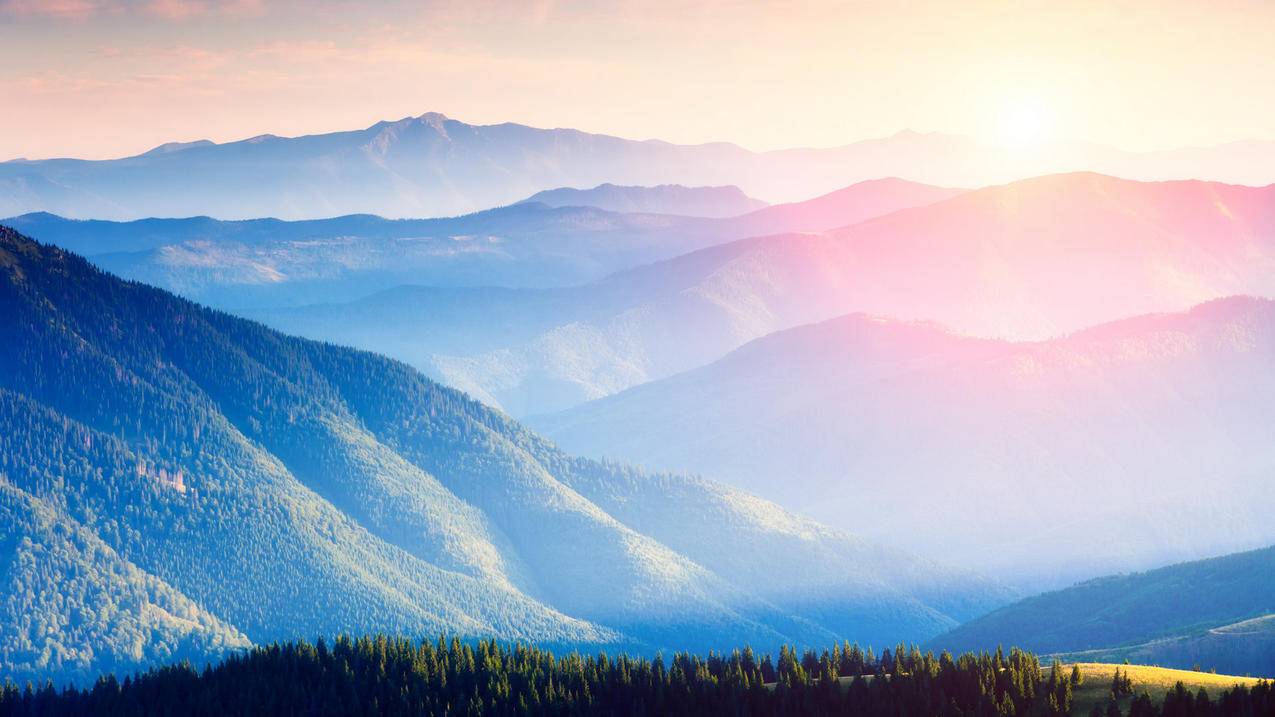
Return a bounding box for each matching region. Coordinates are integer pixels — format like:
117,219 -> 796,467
1,636 -> 1272,717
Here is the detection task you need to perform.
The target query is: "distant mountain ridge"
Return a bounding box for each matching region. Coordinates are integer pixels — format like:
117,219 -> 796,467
0,226 -> 1007,684
519,183 -> 767,217
5,111 -> 1275,220
7,178 -> 958,309
258,173 -> 1275,418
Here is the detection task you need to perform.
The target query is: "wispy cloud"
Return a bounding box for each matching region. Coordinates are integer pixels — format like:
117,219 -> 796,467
1,0 -> 264,21
145,0 -> 264,20
1,0 -> 106,20
146,0 -> 206,20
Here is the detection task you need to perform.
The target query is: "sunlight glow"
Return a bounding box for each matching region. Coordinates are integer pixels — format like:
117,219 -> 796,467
996,101 -> 1053,147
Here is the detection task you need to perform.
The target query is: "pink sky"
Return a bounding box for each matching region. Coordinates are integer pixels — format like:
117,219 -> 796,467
2,0 -> 1273,160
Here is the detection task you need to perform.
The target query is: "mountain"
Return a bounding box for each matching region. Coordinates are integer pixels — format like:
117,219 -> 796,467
1058,617 -> 1275,679
259,173 -> 1275,417
0,226 -> 1006,684
929,546 -> 1275,676
5,112 -> 1275,221
0,479 -> 252,680
3,205 -> 730,308
530,297 -> 1275,587
0,114 -> 951,221
6,178 -> 956,310
727,177 -> 964,236
519,183 -> 767,217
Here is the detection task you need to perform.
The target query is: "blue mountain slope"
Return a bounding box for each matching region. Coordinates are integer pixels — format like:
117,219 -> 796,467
0,226 -> 1008,684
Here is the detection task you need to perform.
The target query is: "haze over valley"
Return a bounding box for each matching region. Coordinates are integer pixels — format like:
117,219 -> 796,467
3,2 -> 1275,711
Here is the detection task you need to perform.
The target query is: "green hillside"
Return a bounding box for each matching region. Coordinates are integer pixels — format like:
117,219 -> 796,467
0,480 -> 250,679
0,226 -> 1004,684
929,546 -> 1275,676
1069,664 -> 1266,716
1056,618 -> 1275,679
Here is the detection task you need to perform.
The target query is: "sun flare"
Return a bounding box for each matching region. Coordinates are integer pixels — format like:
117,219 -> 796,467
996,101 -> 1053,147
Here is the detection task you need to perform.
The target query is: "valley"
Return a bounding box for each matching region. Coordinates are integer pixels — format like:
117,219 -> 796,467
255,173 -> 1275,417
5,8 -> 1275,708
0,227 -> 1004,684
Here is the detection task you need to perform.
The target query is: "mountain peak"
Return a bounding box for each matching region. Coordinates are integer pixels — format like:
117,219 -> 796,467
418,112 -> 451,138
363,113 -> 455,151
142,139 -> 215,156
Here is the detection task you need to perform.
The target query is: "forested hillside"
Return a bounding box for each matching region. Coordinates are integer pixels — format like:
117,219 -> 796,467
0,227 -> 1003,684
930,546 -> 1275,675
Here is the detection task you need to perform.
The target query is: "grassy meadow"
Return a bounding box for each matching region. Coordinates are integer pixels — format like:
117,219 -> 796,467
1068,663 -> 1266,715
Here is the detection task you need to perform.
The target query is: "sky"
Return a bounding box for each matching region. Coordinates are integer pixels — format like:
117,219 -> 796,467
2,0 -> 1273,160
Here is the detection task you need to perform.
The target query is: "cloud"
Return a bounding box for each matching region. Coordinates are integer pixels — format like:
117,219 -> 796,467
1,0 -> 265,21
0,0 -> 105,20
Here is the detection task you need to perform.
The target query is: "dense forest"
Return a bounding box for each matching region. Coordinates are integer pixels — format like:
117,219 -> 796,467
0,223 -> 999,683
2,638 -> 1272,717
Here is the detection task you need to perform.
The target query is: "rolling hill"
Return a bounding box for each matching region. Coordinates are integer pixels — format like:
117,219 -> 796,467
260,173 -> 1275,417
7,178 -> 957,310
530,297 -> 1275,586
1066,663 -> 1268,714
519,183 -> 767,217
930,547 -> 1275,676
5,112 -> 1275,221
0,226 -> 1006,684
1057,619 -> 1275,680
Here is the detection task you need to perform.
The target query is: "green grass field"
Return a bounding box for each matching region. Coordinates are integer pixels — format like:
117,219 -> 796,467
1068,663 -> 1266,715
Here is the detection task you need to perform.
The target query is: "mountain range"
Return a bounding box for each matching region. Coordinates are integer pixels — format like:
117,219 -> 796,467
5,178 -> 958,310
5,112 -> 1275,221
0,226 -> 1007,685
930,545 -> 1275,676
6,117 -> 1275,685
519,183 -> 768,217
531,296 -> 1275,587
255,173 -> 1275,417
